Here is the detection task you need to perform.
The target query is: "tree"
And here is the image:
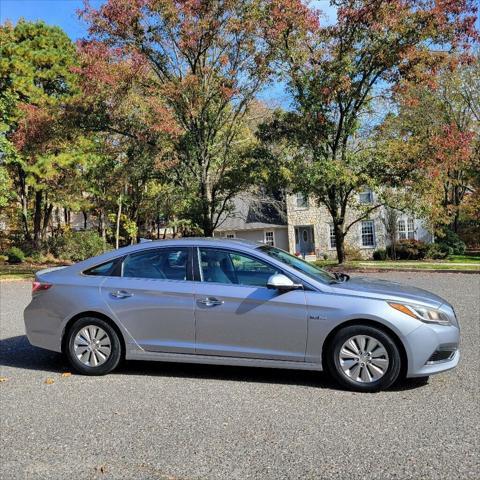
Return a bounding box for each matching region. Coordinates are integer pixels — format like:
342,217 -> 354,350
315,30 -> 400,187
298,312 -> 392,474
259,0 -> 477,263
378,57 -> 480,234
0,20 -> 80,247
81,0 -> 288,236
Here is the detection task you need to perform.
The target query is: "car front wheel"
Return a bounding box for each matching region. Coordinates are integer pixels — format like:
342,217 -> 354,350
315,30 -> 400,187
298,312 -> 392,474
66,317 -> 122,375
327,325 -> 402,392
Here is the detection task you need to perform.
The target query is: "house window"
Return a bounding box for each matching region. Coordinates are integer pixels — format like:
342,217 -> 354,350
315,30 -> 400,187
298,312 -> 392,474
398,218 -> 415,240
296,192 -> 309,208
225,233 -> 235,239
361,220 -> 375,247
329,224 -> 336,249
398,219 -> 406,240
264,231 -> 274,246
359,189 -> 373,204
407,218 -> 415,239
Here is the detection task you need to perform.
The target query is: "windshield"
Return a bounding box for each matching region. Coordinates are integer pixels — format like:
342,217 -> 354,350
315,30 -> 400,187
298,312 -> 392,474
257,245 -> 337,284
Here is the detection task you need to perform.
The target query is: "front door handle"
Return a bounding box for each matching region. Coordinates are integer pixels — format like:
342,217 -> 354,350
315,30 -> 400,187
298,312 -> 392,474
110,290 -> 133,299
197,297 -> 224,307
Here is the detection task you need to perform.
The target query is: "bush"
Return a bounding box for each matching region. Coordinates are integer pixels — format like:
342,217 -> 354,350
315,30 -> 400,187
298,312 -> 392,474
426,243 -> 450,260
6,246 -> 25,264
47,230 -> 106,262
344,243 -> 363,261
435,228 -> 466,255
388,239 -> 429,260
373,249 -> 387,260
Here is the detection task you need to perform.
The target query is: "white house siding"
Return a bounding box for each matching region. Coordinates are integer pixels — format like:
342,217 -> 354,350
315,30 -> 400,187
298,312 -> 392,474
213,227 -> 289,250
286,194 -> 432,259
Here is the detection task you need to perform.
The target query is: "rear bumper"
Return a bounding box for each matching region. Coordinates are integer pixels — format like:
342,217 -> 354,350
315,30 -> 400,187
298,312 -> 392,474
24,301 -> 63,353
405,323 -> 460,378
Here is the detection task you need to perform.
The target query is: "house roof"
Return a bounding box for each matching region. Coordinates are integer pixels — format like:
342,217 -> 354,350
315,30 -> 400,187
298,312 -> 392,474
215,195 -> 287,232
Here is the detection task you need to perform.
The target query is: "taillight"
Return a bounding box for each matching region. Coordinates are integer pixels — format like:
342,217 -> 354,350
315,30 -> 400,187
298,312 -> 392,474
32,281 -> 52,293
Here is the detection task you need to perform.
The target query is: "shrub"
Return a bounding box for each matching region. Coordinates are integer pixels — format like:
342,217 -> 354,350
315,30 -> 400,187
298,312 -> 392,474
373,249 -> 387,260
388,239 -> 428,260
6,246 -> 25,264
344,243 -> 363,261
435,228 -> 466,255
47,230 -> 106,262
426,243 -> 450,260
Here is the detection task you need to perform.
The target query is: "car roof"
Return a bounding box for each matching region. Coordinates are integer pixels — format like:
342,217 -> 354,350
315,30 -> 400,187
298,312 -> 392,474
133,237 -> 260,249
67,237 -> 262,273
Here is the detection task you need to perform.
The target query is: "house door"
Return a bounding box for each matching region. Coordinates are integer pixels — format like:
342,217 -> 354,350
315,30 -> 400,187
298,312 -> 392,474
295,226 -> 314,256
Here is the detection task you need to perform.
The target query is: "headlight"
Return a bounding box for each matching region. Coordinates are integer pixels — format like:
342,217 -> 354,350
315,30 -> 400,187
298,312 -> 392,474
388,302 -> 451,325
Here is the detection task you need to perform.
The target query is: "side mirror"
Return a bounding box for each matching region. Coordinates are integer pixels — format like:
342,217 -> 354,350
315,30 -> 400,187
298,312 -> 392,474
267,273 -> 303,292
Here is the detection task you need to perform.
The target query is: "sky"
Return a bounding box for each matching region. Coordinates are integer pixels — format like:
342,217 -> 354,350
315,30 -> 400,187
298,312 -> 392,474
0,0 -> 336,106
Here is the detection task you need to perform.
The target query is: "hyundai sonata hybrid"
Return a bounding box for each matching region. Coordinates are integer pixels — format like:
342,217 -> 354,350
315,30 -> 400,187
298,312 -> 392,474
24,238 -> 460,392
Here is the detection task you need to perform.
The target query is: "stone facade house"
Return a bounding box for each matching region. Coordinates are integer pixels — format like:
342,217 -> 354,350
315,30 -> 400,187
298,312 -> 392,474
286,190 -> 434,259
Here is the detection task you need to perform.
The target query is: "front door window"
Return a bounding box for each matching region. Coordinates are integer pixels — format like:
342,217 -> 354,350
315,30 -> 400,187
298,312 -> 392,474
199,248 -> 278,287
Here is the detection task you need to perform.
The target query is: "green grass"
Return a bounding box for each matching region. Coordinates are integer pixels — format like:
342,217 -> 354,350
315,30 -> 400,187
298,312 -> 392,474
0,262 -> 57,281
446,254 -> 480,264
314,258 -> 480,272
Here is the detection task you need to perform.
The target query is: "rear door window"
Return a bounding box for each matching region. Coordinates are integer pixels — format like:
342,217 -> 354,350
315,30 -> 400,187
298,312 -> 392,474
122,248 -> 189,281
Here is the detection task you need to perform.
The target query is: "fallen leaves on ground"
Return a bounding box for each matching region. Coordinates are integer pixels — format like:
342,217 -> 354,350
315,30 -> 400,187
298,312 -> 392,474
0,376 -> 8,383
61,372 -> 72,377
44,378 -> 55,385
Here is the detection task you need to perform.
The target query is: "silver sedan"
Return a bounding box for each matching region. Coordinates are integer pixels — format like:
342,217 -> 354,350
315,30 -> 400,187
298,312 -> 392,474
24,238 -> 460,392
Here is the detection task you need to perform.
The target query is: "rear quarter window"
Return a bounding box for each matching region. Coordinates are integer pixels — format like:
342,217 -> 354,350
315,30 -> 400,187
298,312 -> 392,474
83,260 -> 117,276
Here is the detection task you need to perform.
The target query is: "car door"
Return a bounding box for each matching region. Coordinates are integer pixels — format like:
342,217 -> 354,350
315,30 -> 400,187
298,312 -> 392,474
100,246 -> 196,353
193,247 -> 308,361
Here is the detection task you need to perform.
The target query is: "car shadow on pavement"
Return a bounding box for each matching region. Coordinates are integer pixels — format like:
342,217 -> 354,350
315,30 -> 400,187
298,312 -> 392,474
0,334 -> 429,392
0,335 -> 68,373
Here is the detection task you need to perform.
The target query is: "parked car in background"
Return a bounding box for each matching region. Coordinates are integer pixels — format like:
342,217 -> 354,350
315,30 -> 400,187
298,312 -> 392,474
24,239 -> 460,392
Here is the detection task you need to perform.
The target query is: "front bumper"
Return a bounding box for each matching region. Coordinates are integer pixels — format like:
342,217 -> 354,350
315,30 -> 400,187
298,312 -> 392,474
405,323 -> 460,378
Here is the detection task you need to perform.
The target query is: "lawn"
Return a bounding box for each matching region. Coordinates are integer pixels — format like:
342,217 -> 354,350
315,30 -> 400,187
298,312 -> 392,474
314,256 -> 480,272
0,262 -> 65,281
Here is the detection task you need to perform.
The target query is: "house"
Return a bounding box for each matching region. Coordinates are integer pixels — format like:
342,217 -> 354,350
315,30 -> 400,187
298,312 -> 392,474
212,195 -> 289,250
286,190 -> 433,259
213,190 -> 433,259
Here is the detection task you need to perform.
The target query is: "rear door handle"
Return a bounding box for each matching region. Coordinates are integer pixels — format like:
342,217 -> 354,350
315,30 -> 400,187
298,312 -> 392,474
110,290 -> 133,299
197,297 -> 224,307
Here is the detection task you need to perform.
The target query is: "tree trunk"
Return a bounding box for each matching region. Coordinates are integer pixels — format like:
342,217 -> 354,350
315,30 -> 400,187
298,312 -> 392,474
41,203 -> 53,241
18,170 -> 31,241
115,195 -> 122,249
33,190 -> 43,249
82,210 -> 88,230
334,223 -> 346,264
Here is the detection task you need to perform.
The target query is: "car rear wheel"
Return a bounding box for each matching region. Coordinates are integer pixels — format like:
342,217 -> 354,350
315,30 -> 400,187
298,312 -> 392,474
66,317 -> 122,375
327,325 -> 402,392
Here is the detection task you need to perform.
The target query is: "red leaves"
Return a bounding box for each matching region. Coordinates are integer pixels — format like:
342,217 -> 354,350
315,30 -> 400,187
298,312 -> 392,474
11,104 -> 55,154
431,123 -> 475,169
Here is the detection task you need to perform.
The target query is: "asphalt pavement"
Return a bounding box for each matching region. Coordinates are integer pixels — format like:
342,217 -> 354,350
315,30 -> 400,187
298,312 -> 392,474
1,272 -> 479,479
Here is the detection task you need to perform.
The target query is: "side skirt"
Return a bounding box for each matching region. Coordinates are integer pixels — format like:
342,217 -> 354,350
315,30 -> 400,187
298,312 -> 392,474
126,350 -> 323,371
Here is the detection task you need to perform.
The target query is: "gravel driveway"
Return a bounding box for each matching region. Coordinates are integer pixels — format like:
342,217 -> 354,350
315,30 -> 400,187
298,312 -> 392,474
1,272 -> 479,480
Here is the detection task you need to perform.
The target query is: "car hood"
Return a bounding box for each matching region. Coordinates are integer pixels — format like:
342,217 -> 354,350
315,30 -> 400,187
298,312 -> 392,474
329,276 -> 446,308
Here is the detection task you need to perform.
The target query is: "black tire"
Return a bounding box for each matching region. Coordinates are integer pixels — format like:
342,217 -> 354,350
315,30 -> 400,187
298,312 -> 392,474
326,324 -> 402,392
66,317 -> 122,375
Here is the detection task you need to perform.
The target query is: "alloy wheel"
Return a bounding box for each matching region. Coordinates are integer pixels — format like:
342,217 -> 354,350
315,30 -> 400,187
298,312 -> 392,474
339,335 -> 390,383
73,325 -> 112,367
